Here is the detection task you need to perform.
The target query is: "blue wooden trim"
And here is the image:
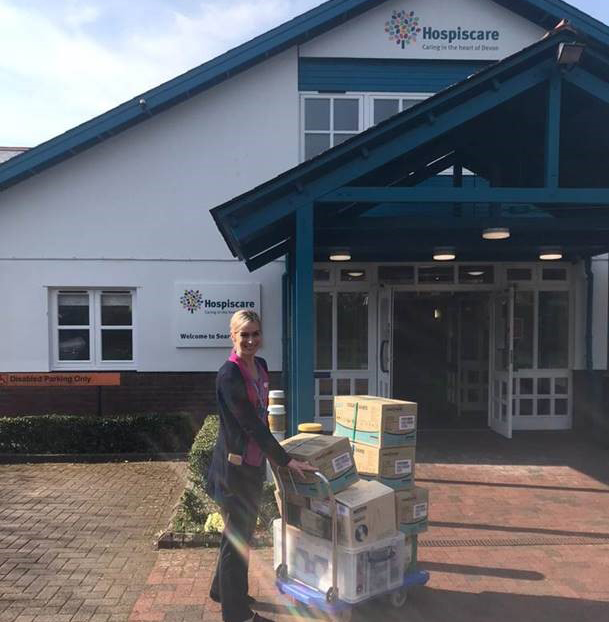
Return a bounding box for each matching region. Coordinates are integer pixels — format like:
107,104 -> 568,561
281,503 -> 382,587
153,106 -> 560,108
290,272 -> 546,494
545,70 -> 562,188
292,204 -> 315,429
299,58 -> 490,93
320,186 -> 609,204
585,257 -> 593,371
233,59 -> 556,244
564,65 -> 609,106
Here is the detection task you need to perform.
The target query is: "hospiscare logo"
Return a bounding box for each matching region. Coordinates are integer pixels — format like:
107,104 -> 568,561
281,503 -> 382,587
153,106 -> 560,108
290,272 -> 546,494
179,289 -> 256,314
386,9 -> 500,50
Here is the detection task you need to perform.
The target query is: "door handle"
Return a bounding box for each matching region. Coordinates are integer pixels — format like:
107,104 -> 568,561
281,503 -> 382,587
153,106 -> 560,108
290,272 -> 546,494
380,339 -> 389,373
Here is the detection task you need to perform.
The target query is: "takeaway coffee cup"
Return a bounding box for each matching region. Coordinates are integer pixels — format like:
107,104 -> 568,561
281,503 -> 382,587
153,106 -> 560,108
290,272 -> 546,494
269,389 -> 285,405
268,403 -> 286,432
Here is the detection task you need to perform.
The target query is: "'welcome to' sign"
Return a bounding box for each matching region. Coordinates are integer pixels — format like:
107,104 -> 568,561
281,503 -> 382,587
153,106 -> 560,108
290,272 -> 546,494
174,282 -> 260,348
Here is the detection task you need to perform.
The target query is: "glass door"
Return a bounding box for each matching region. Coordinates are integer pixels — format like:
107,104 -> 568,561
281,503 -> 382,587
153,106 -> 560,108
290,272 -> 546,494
489,287 -> 514,438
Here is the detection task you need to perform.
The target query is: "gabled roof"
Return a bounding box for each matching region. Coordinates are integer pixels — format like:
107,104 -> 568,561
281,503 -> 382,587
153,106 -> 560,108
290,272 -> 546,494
1,0 -> 609,193
211,29 -> 609,267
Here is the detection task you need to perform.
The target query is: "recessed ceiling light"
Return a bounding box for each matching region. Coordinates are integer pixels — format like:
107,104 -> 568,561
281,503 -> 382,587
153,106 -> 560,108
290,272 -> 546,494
482,227 -> 510,240
433,247 -> 456,261
347,271 -> 364,278
539,248 -> 563,261
329,251 -> 351,261
468,270 -> 485,277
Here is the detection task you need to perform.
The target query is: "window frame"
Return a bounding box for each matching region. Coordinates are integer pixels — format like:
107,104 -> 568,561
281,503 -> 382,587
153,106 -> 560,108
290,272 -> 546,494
51,288 -> 137,370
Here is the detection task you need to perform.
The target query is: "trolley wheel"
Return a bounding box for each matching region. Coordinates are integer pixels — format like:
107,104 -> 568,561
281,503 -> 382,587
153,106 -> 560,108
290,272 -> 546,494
387,587 -> 408,608
333,607 -> 352,622
275,563 -> 288,580
326,586 -> 339,604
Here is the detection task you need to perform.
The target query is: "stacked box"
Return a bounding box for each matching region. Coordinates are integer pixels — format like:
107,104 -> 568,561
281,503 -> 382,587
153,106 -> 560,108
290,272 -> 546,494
334,396 -> 417,447
333,395 -> 430,536
395,486 -> 429,536
275,433 -> 358,497
275,477 -> 397,546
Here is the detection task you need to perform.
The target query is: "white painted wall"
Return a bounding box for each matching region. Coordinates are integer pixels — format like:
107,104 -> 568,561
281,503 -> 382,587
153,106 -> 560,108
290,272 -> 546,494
0,259 -> 284,372
301,0 -> 545,61
0,49 -> 299,372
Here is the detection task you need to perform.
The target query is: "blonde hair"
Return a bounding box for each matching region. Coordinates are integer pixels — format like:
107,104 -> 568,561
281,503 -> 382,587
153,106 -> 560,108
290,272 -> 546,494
230,310 -> 261,336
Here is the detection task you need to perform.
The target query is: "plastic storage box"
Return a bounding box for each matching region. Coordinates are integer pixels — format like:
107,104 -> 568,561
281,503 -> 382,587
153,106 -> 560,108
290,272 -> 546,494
272,520 -> 410,604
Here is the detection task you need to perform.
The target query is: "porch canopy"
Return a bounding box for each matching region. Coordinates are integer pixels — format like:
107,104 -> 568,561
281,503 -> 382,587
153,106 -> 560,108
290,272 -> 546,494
212,28 -> 609,431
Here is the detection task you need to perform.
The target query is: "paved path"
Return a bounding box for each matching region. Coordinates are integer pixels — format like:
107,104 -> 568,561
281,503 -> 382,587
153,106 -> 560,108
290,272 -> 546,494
1,432 -> 608,622
0,461 -> 186,622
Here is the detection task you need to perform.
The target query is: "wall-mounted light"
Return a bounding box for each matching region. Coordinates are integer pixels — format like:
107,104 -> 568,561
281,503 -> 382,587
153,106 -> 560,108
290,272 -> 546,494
539,247 -> 563,261
557,42 -> 585,66
482,227 -> 510,240
433,247 -> 456,261
329,251 -> 351,261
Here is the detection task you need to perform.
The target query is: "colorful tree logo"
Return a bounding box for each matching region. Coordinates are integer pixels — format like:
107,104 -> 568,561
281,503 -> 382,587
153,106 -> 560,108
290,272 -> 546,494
180,289 -> 204,313
385,10 -> 421,48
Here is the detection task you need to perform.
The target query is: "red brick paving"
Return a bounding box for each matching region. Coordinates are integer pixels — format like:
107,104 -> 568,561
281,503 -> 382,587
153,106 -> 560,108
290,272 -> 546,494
1,432 -> 608,622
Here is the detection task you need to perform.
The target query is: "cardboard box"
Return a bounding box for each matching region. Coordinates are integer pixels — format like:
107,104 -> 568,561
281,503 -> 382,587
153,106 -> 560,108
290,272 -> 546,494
274,489 -> 307,526
395,487 -> 429,535
276,433 -> 358,496
334,396 -> 417,448
310,479 -> 397,547
352,443 -> 415,490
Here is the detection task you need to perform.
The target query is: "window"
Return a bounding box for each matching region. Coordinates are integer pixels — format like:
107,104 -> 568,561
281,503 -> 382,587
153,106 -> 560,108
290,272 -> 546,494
303,96 -> 362,160
52,289 -> 135,368
301,93 -> 428,161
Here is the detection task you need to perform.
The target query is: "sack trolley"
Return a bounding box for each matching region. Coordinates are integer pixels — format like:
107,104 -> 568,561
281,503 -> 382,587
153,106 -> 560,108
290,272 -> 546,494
274,471 -> 429,621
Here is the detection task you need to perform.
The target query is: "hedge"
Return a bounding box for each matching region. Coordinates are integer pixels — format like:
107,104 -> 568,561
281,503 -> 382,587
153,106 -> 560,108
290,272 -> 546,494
0,413 -> 195,454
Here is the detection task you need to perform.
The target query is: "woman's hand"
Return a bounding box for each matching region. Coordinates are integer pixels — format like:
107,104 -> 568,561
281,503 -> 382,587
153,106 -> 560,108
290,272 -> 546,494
286,458 -> 316,479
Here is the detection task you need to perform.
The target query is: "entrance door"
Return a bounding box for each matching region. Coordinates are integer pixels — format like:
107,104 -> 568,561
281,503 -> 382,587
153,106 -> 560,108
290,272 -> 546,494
489,288 -> 514,438
377,286 -> 393,398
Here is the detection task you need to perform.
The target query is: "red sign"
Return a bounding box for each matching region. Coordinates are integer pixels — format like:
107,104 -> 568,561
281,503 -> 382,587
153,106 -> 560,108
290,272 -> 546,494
0,373 -> 121,387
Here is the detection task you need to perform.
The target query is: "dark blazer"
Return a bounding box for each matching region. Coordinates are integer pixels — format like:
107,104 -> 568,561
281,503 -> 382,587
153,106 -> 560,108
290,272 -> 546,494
206,357 -> 290,503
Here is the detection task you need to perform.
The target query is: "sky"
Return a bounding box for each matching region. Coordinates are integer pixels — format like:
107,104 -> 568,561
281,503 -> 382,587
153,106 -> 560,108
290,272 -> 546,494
1,0 -> 609,147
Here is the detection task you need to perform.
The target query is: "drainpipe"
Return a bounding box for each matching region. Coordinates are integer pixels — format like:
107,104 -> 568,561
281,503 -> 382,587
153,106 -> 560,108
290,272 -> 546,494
585,257 -> 593,371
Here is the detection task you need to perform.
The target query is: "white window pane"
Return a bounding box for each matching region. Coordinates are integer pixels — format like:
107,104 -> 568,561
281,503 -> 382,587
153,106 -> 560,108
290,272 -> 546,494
333,133 -> 357,147
58,329 -> 90,361
102,329 -> 133,361
305,133 -> 330,159
102,293 -> 132,326
401,99 -> 419,111
333,99 -> 359,131
305,98 -> 330,131
374,99 -> 399,124
58,292 -> 89,326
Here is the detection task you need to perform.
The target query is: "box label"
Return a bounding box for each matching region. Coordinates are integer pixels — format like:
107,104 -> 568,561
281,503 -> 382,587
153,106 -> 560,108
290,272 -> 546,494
332,452 -> 353,473
395,459 -> 412,475
399,415 -> 416,430
413,502 -> 428,520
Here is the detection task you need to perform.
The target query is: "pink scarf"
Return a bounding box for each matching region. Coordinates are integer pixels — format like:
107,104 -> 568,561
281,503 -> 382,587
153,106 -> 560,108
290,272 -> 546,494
229,351 -> 269,466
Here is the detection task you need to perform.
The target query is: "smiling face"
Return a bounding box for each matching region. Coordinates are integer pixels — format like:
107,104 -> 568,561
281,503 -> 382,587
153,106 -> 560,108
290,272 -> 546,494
230,320 -> 262,359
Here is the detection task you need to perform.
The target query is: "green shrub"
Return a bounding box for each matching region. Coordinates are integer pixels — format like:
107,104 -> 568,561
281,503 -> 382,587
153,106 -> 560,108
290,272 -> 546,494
0,413 -> 195,454
174,414 -> 280,541
188,414 -> 220,489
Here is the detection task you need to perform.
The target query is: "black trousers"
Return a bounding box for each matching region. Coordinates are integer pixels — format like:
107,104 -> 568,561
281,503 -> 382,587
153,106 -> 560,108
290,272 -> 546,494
211,463 -> 264,622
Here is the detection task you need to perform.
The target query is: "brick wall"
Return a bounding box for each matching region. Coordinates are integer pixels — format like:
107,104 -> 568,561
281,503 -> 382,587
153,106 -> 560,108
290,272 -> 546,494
0,371 -> 283,424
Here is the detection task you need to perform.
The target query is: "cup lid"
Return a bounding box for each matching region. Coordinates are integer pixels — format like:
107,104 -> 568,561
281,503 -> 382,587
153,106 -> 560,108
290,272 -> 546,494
269,390 -> 285,398
268,405 -> 286,414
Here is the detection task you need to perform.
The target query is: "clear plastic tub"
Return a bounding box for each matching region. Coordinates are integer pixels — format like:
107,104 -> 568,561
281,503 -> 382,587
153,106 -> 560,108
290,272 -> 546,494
273,519 -> 410,604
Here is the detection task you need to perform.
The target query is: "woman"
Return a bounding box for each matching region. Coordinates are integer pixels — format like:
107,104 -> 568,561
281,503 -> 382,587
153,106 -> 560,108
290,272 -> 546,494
206,310 -> 314,622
